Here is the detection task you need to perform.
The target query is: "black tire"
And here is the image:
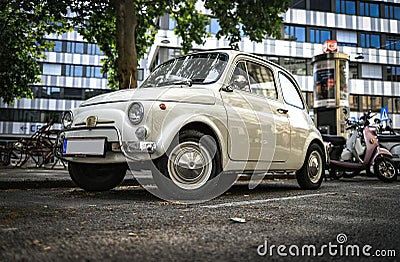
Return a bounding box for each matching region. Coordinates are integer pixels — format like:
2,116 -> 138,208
296,144 -> 325,190
329,169 -> 343,180
68,162 -> 127,191
374,156 -> 397,183
152,129 -> 229,201
342,171 -> 360,178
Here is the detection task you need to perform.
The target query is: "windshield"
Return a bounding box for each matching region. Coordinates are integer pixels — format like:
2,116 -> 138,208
140,52 -> 229,88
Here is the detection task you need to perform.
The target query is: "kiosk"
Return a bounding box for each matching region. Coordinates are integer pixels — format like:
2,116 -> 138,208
312,52 -> 350,136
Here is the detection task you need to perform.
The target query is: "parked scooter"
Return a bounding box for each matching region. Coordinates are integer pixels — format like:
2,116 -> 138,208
322,110 -> 397,182
373,118 -> 400,170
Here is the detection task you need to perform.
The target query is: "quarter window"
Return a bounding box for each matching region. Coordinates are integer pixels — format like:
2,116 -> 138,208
279,72 -> 304,109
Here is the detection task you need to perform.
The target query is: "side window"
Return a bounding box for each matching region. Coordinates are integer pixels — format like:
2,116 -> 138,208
229,61 -> 250,92
246,62 -> 277,100
279,72 -> 304,109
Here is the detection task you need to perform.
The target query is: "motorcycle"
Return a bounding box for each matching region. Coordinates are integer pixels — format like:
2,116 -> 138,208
322,110 -> 397,182
373,118 -> 400,170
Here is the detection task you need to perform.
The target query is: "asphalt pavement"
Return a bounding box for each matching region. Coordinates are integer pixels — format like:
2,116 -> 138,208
0,166 -> 137,190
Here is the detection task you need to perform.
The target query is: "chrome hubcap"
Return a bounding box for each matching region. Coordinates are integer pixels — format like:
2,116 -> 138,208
168,141 -> 212,190
308,151 -> 322,183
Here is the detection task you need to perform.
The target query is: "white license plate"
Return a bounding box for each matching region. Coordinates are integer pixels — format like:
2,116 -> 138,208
62,138 -> 106,156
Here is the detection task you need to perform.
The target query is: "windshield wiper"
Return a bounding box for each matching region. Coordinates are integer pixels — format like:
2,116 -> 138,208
157,79 -> 193,87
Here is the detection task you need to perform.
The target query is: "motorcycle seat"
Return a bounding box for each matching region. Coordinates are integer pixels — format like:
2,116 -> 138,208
378,134 -> 400,143
321,134 -> 346,146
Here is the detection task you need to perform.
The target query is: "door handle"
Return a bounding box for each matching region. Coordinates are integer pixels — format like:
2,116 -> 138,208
277,108 -> 288,114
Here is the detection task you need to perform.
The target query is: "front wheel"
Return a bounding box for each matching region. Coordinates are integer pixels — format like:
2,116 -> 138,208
296,144 -> 325,190
374,156 -> 397,183
152,129 -> 235,202
69,162 -> 127,191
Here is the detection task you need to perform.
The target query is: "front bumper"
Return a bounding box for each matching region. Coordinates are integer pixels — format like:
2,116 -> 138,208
59,126 -> 156,163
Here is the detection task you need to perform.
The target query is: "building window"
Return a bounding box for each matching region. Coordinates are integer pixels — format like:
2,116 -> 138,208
360,33 -> 380,49
66,42 -> 86,54
50,41 -> 63,52
283,57 -> 309,76
349,63 -> 359,79
370,96 -> 382,112
386,65 -> 400,82
336,0 -> 356,15
361,64 -> 382,79
86,66 -> 104,78
65,65 -> 84,77
168,17 -> 177,30
336,30 -> 357,47
64,88 -> 83,100
290,0 -> 306,9
360,2 -> 379,17
310,29 -> 331,44
349,95 -> 360,112
42,63 -> 62,76
310,0 -> 331,12
386,35 -> 400,51
209,18 -> 221,35
87,44 -> 103,55
283,25 -> 306,42
384,4 -> 400,20
42,87 -> 60,99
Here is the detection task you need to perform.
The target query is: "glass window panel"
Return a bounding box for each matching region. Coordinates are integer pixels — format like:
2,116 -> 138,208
370,3 -> 379,17
279,72 -> 304,108
371,35 -> 380,48
290,0 -> 306,9
210,18 -> 221,35
64,88 -> 83,100
246,62 -> 277,100
349,95 -> 359,111
75,43 -> 84,54
74,66 -> 83,77
295,27 -> 305,42
94,67 -> 102,78
52,41 -> 63,52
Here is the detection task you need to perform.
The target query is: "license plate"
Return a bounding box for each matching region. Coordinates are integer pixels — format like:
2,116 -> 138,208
62,138 -> 106,156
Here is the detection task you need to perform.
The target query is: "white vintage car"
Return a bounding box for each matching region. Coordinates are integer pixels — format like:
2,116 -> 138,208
60,50 -> 326,200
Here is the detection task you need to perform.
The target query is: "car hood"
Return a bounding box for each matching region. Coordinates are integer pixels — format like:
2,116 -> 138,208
80,87 -> 216,107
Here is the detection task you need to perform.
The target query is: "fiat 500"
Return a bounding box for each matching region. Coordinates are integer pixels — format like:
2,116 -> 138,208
60,50 -> 326,199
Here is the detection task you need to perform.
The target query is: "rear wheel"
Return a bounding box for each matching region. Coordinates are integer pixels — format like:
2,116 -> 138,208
296,144 -> 324,189
374,156 -> 397,183
69,162 -> 127,191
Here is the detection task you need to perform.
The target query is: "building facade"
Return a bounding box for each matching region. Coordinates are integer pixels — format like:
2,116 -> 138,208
146,0 -> 400,127
1,0 -> 399,136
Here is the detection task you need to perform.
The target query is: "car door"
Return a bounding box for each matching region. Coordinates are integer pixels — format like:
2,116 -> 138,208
220,59 -> 291,163
277,70 -> 311,159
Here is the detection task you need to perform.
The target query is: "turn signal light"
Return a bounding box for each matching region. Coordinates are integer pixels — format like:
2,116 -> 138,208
159,103 -> 166,110
370,139 -> 375,144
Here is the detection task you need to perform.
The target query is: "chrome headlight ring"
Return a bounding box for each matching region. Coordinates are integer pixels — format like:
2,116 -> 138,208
62,111 -> 73,129
128,102 -> 144,125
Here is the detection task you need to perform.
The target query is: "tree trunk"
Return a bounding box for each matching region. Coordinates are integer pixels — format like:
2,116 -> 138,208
114,0 -> 137,89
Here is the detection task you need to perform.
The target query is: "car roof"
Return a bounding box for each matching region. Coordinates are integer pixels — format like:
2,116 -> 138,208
189,49 -> 292,75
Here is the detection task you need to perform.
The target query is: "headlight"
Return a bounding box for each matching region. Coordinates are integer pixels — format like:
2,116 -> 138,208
128,102 -> 144,125
62,111 -> 73,129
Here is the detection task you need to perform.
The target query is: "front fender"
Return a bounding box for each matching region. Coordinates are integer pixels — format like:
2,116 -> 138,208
152,111 -> 229,164
372,147 -> 393,163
